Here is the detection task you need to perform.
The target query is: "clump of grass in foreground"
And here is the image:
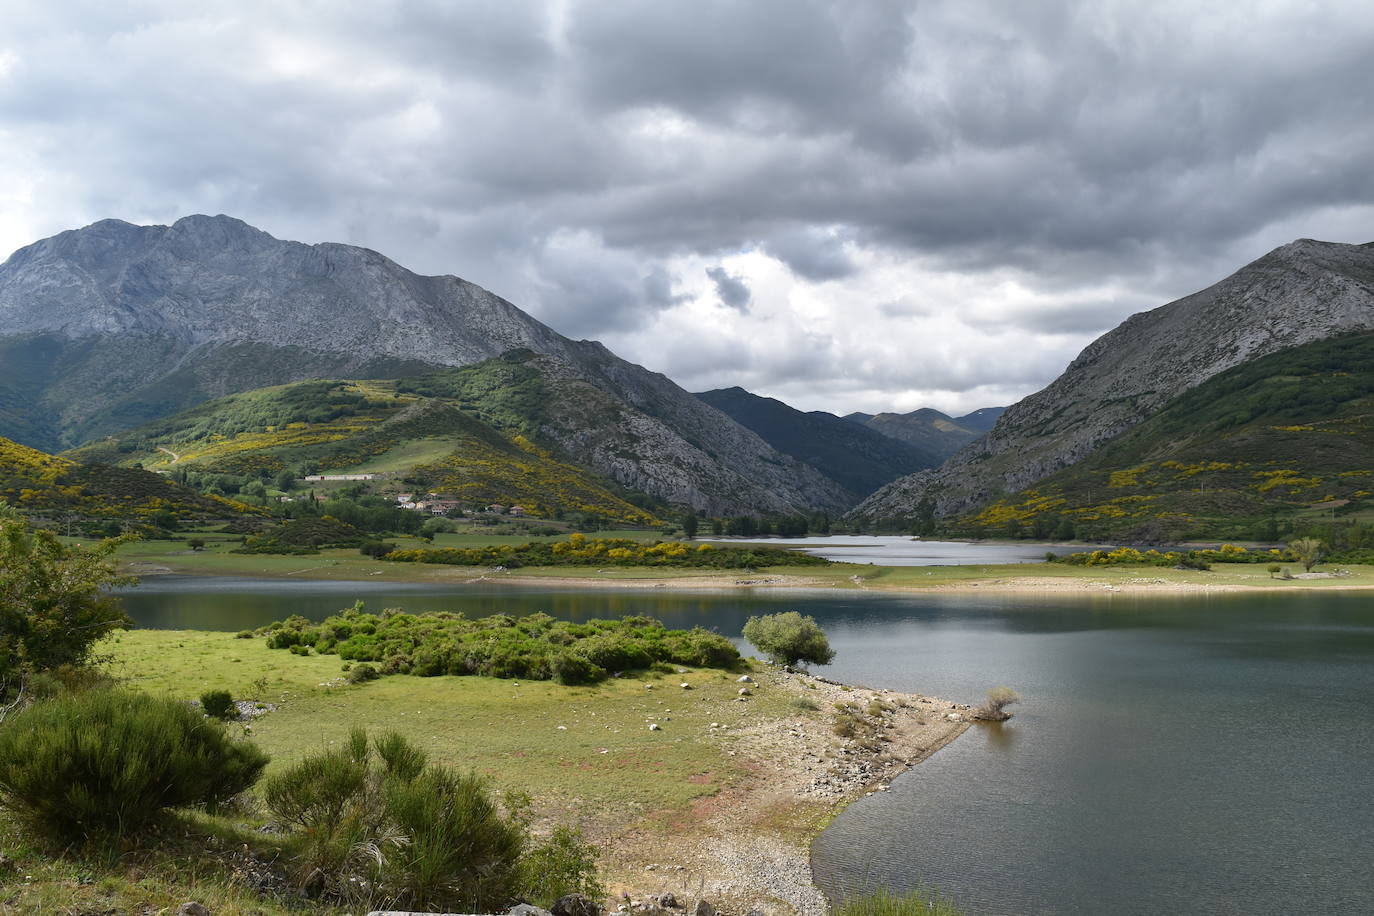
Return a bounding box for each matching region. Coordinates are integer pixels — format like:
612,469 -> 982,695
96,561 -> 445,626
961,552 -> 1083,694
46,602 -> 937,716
255,605 -> 741,685
835,886 -> 964,916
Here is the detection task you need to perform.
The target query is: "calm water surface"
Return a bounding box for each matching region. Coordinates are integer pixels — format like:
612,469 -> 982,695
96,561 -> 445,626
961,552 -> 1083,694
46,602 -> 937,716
731,536 -> 1086,566
116,578 -> 1374,915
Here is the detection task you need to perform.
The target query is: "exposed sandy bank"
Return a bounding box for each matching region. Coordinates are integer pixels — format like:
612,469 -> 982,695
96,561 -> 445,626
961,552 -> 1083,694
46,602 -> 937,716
599,666 -> 971,916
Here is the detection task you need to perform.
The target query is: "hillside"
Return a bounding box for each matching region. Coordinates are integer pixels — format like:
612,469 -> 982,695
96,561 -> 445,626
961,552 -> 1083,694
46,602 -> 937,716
68,373 -> 665,524
842,407 -> 999,462
854,238 -> 1374,523
0,435 -> 254,523
0,215 -> 849,514
959,332 -> 1374,540
694,387 -> 939,496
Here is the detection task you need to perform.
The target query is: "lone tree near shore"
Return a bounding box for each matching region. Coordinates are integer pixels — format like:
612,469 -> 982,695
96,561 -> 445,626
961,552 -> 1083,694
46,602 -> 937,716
742,611 -> 835,668
973,687 -> 1020,721
1288,537 -> 1323,572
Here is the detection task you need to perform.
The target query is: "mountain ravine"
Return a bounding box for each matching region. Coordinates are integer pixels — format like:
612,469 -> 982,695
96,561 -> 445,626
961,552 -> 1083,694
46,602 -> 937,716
852,238 -> 1374,521
0,215 -> 850,515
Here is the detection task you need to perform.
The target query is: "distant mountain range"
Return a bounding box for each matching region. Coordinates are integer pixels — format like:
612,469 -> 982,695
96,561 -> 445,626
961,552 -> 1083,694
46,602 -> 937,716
694,387 -> 945,498
0,215 -> 849,515
854,238 -> 1374,538
841,407 -> 1005,462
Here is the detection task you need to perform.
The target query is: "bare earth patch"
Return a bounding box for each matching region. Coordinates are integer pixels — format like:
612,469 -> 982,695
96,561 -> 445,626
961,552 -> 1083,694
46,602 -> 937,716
596,666 -> 971,916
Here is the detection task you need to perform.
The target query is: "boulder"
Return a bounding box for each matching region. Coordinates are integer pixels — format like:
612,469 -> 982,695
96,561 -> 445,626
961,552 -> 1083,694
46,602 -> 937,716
510,905 -> 555,916
176,904 -> 211,916
660,893 -> 679,908
694,902 -> 716,916
553,892 -> 602,916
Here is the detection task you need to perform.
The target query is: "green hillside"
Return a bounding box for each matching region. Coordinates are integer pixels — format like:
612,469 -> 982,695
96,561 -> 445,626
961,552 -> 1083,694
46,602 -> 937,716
960,332 -> 1374,540
65,366 -> 663,525
0,435 -> 256,523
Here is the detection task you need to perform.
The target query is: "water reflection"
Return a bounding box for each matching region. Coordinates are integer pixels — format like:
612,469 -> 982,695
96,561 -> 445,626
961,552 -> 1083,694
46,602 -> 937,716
975,719 -> 1019,752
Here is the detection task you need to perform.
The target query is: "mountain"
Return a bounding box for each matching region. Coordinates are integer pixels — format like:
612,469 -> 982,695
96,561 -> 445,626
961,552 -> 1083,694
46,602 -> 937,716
67,372 -> 665,525
0,215 -> 850,515
953,407 -> 1005,433
842,407 -> 999,462
694,387 -> 939,497
0,435 -> 255,523
961,332 -> 1374,540
853,238 -> 1374,522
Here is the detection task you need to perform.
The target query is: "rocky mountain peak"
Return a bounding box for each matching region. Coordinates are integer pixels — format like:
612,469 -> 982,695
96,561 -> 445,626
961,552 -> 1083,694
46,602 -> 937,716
853,237 -> 1374,520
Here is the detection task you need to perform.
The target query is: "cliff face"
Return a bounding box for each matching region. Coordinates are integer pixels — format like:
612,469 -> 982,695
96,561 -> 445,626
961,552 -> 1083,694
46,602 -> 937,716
0,215 -> 850,514
852,239 -> 1374,520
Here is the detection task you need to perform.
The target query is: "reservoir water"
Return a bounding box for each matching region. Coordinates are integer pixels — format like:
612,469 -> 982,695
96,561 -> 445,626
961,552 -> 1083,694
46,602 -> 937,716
116,577 -> 1374,915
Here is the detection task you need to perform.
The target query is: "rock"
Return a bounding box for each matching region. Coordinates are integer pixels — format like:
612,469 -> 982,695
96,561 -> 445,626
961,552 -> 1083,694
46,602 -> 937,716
679,682 -> 692,689
660,893 -> 679,908
553,892 -> 602,916
510,905 -> 555,916
648,723 -> 661,731
694,901 -> 716,916
176,904 -> 210,916
737,675 -> 754,683
738,687 -> 752,696
645,684 -> 654,690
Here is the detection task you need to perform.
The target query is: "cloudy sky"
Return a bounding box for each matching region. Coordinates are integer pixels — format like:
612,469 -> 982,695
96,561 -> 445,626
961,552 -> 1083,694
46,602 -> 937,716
3,1 -> 1373,416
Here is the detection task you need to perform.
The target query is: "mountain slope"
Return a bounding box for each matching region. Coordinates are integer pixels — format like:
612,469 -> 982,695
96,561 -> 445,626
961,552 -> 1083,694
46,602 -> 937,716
962,332 -> 1374,539
68,376 -> 664,524
0,215 -> 849,514
853,238 -> 1374,521
0,435 -> 255,522
695,387 -> 938,497
843,408 -> 993,462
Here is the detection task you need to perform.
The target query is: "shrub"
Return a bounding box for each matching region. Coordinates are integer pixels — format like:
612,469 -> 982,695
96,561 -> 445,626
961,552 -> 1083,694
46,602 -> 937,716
347,663 -> 380,684
973,686 -> 1020,721
742,611 -> 835,667
265,729 -> 537,912
517,824 -> 605,907
0,689 -> 267,842
199,689 -> 237,720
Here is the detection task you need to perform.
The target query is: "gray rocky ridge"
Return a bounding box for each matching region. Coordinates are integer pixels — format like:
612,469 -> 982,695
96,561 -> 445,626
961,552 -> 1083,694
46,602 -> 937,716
0,215 -> 849,514
852,238 -> 1374,520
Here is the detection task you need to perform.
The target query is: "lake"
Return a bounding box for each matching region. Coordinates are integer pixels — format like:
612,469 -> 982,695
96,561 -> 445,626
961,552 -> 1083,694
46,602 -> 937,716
728,536 -> 1088,566
115,578 -> 1374,915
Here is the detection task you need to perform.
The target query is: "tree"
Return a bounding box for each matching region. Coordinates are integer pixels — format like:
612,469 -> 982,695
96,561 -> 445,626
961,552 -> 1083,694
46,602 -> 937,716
681,513 -> 699,539
0,505 -> 134,700
742,611 -> 835,667
188,537 -> 206,551
1288,536 -> 1323,572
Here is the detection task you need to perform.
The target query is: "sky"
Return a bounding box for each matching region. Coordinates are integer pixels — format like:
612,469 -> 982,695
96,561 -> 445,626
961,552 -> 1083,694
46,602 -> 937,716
2,1 -> 1372,417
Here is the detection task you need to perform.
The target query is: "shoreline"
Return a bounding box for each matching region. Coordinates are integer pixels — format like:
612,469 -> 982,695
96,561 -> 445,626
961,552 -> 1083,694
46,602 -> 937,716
125,559 -> 1374,595
600,665 -> 973,916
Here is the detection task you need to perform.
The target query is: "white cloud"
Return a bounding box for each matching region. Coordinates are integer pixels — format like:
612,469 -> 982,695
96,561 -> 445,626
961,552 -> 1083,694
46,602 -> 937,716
2,0 -> 1373,416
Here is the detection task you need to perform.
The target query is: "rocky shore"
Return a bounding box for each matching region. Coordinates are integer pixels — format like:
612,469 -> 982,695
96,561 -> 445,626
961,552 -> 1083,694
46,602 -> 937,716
597,666 -> 972,916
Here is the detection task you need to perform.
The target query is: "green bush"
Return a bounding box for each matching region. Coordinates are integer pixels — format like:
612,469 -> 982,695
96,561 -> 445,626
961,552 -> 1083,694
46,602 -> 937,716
743,611 -> 836,667
199,689 -> 236,720
262,607 -> 740,685
347,662 -> 380,684
517,824 -> 605,907
264,729 -> 536,911
0,689 -> 267,842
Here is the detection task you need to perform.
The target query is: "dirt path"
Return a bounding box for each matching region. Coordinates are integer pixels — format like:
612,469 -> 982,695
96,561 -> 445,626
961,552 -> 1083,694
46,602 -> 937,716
156,445 -> 181,464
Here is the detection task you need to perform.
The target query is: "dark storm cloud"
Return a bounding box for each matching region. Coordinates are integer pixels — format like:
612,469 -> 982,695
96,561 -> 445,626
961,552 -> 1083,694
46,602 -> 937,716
2,0 -> 1373,412
706,266 -> 751,312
